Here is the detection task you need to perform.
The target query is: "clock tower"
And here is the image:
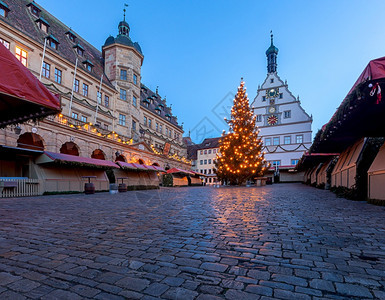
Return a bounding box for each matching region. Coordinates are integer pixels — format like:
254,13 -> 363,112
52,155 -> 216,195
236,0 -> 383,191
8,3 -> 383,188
251,34 -> 312,182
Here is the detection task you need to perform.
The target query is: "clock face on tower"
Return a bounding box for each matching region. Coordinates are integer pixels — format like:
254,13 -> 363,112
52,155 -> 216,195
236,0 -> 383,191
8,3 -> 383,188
269,106 -> 276,113
267,115 -> 278,125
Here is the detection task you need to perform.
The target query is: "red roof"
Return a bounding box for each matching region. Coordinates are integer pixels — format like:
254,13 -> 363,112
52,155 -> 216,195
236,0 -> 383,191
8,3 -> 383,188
42,151 -> 119,168
166,168 -> 194,175
0,43 -> 61,128
348,56 -> 385,95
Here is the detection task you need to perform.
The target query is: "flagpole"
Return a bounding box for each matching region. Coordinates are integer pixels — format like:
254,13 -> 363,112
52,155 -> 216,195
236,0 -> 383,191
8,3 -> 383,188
39,37 -> 47,80
68,58 -> 78,118
94,74 -> 103,124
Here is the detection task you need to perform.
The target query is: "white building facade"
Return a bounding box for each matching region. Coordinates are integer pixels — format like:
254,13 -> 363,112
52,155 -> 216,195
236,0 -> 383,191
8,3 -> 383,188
251,35 -> 312,182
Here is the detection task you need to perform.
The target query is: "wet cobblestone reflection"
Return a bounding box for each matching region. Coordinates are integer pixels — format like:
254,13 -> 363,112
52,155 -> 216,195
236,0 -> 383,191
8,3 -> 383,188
0,183 -> 385,299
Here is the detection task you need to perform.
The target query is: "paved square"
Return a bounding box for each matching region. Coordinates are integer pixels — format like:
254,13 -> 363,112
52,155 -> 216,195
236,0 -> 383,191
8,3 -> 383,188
0,183 -> 384,299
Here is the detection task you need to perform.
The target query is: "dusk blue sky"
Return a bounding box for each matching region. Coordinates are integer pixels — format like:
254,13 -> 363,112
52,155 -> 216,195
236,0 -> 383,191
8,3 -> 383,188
38,0 -> 385,143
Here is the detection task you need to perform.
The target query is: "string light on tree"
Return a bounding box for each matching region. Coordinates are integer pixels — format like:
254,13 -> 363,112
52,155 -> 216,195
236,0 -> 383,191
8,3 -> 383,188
215,79 -> 268,185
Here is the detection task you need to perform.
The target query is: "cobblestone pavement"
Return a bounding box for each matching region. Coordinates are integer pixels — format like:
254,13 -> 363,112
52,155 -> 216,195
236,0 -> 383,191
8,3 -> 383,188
0,183 -> 385,299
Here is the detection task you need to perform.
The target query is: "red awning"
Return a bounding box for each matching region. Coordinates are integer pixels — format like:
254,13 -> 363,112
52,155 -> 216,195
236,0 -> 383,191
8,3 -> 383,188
37,151 -> 119,168
0,43 -> 61,128
166,168 -> 194,175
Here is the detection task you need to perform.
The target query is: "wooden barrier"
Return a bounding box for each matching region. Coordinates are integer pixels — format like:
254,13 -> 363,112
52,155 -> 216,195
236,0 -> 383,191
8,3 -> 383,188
0,178 -> 43,198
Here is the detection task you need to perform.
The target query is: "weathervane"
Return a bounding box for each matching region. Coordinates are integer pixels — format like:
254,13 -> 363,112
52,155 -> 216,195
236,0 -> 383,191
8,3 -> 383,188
123,3 -> 128,21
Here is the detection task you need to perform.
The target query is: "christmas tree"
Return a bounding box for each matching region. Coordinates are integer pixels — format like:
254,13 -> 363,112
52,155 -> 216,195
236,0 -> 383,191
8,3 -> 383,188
215,79 -> 267,185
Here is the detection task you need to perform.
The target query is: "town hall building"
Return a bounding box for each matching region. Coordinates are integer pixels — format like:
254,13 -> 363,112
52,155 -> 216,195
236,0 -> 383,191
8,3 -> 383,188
251,34 -> 312,182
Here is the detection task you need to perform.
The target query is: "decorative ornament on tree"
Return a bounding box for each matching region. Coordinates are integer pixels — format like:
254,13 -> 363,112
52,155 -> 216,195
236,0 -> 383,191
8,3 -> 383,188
214,79 -> 267,185
369,82 -> 382,104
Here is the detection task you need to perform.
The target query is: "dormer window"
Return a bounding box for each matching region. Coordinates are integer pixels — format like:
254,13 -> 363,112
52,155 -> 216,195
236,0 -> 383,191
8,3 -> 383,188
155,107 -> 161,115
46,35 -> 59,50
73,44 -> 84,56
83,59 -> 93,72
143,99 -> 150,108
0,1 -> 10,18
65,29 -> 76,43
36,17 -> 49,33
27,2 -> 40,17
159,103 -> 164,110
165,114 -> 171,121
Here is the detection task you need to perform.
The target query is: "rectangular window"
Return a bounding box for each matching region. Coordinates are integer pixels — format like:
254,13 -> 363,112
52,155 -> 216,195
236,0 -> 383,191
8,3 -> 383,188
40,22 -> 48,33
279,93 -> 283,99
200,150 -> 203,155
159,124 -> 163,133
256,114 -> 262,122
132,120 -> 137,131
204,160 -> 207,164
71,112 -> 78,119
54,68 -> 62,84
0,7 -> 6,17
82,83 -> 88,97
42,61 -> 50,78
208,169 -> 211,174
213,149 -> 216,154
74,79 -> 79,92
200,160 -> 203,165
156,122 -> 159,132
284,136 -> 291,144
0,38 -> 10,49
273,137 -> 280,145
284,110 -> 291,118
97,91 -> 102,104
272,160 -> 281,166
133,74 -> 137,85
15,46 -> 27,66
104,124 -> 108,130
208,159 -> 211,164
265,138 -> 271,146
296,135 -> 303,144
144,116 -> 147,126
120,89 -> 126,100
119,114 -> 126,126
204,150 -> 207,154
262,96 -> 266,102
49,39 -> 58,50
270,78 -> 274,83
133,96 -> 137,107
120,69 -> 127,81
291,159 -> 299,166
81,116 -> 87,123
104,95 -> 109,107
148,119 -> 152,128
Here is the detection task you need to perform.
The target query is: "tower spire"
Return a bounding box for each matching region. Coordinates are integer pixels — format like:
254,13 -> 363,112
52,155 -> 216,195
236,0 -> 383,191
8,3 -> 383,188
266,31 -> 279,73
123,3 -> 128,21
118,4 -> 130,36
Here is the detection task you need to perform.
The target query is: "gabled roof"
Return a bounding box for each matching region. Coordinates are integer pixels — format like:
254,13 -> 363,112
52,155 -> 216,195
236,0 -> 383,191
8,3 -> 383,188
140,84 -> 182,129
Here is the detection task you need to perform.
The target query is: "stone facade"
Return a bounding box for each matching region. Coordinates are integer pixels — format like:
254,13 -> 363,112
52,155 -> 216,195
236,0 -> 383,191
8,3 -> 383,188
0,0 -> 189,173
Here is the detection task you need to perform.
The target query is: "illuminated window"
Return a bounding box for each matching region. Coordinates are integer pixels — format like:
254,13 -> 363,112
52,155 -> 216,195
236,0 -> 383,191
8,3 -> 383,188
0,38 -> 10,49
82,83 -> 88,97
54,68 -> 62,84
15,46 -> 27,66
42,61 -> 50,78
